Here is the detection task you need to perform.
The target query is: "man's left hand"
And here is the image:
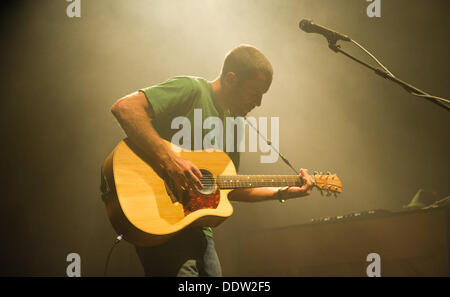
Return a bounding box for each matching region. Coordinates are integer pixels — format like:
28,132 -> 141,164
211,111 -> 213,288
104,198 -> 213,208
280,168 -> 315,199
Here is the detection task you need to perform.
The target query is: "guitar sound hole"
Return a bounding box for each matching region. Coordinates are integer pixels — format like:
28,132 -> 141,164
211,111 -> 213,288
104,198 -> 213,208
198,169 -> 216,195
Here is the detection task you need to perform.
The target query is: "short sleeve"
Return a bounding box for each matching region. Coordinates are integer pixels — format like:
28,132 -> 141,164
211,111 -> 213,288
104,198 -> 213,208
139,77 -> 195,119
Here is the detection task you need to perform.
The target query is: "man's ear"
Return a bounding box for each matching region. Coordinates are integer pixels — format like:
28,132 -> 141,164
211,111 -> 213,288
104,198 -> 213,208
223,72 -> 238,89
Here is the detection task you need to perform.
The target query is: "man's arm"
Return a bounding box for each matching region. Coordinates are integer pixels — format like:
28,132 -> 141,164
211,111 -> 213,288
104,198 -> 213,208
111,91 -> 203,191
228,169 -> 315,202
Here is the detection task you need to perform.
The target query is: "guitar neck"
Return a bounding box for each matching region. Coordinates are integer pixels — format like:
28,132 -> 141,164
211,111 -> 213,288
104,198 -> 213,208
216,175 -> 303,189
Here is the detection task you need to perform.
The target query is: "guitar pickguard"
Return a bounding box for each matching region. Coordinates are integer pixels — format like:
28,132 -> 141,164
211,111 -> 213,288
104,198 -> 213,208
163,178 -> 221,216
182,188 -> 220,216
162,168 -> 221,216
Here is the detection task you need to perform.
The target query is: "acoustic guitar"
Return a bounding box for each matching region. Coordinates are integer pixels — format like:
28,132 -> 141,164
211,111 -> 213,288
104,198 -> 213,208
101,139 -> 342,246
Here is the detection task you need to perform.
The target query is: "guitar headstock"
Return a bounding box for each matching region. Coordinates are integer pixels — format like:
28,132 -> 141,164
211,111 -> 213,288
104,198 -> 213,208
312,171 -> 343,196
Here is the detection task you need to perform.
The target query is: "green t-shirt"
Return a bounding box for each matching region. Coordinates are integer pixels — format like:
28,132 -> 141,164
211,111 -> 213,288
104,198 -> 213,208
139,76 -> 242,238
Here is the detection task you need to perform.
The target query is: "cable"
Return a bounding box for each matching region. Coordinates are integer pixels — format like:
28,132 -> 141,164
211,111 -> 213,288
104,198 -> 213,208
331,40 -> 450,111
103,234 -> 123,277
350,39 -> 396,77
409,93 -> 450,105
350,39 -> 450,108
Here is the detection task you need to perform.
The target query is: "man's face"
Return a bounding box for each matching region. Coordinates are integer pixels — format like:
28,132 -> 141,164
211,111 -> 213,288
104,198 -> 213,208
225,72 -> 272,117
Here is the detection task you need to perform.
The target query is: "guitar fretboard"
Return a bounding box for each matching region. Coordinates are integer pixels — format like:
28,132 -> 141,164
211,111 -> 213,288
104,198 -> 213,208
216,175 -> 302,189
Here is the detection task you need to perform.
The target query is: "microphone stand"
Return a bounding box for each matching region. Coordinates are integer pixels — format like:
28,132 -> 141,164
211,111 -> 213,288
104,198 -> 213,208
327,42 -> 450,112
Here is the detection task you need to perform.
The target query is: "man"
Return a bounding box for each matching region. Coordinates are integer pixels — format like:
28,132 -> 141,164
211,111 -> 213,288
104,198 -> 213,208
111,44 -> 314,276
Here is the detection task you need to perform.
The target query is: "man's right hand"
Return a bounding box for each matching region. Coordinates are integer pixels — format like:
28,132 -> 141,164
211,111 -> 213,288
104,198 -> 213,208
163,155 -> 203,192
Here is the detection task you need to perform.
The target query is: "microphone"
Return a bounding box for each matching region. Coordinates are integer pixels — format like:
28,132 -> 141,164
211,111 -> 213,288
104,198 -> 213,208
299,19 -> 351,44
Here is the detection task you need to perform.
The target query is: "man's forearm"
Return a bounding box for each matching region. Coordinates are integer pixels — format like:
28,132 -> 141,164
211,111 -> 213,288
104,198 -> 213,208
110,92 -> 204,191
111,96 -> 175,167
228,187 -> 280,202
228,172 -> 314,202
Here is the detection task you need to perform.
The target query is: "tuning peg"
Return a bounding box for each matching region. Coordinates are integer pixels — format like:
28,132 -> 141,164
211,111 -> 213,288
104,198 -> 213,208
319,189 -> 324,196
334,192 -> 338,198
326,190 -> 332,197
326,171 -> 331,175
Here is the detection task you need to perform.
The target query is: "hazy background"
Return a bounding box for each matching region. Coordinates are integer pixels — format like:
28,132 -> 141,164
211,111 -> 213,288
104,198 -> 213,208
0,0 -> 448,276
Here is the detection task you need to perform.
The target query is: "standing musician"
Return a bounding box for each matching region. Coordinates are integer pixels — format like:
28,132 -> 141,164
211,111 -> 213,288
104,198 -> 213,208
110,44 -> 315,276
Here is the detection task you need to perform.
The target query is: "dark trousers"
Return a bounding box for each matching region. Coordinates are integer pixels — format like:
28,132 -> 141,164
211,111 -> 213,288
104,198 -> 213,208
135,228 -> 222,277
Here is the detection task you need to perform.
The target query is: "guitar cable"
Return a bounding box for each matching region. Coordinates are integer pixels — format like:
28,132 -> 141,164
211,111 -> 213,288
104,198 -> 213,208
103,234 -> 123,277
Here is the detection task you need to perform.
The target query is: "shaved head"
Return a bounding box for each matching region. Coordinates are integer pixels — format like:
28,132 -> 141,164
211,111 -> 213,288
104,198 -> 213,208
220,44 -> 273,83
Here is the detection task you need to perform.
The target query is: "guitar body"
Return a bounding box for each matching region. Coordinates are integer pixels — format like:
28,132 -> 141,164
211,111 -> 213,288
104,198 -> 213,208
101,139 -> 235,246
